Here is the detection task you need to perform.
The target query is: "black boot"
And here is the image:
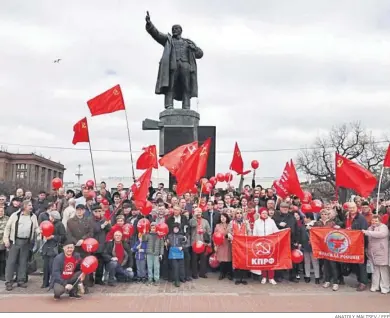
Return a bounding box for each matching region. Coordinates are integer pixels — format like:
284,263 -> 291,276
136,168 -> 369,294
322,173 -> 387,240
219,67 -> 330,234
315,278 -> 320,284
304,277 -> 311,283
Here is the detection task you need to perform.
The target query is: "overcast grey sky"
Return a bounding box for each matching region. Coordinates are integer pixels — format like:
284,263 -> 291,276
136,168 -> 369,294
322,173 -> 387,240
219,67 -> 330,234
0,0 -> 389,187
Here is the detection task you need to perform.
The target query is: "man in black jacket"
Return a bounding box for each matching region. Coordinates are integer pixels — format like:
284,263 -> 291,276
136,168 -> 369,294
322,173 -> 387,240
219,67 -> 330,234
274,202 -> 300,282
50,240 -> 85,300
202,201 -> 220,235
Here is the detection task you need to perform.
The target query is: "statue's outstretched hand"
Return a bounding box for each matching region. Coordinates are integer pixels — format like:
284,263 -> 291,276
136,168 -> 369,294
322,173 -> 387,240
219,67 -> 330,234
146,11 -> 151,23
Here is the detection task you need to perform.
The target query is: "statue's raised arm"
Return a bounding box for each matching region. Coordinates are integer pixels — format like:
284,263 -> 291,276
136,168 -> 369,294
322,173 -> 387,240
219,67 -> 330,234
145,11 -> 168,46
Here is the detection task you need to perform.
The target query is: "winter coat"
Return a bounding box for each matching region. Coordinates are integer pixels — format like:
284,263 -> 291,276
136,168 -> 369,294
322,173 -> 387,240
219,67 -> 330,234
142,232 -> 165,256
214,223 -> 231,262
366,224 -> 389,266
132,240 -> 147,260
253,217 -> 279,237
189,217 -> 211,245
91,218 -> 111,253
50,252 -> 81,288
102,240 -> 133,268
42,220 -> 66,257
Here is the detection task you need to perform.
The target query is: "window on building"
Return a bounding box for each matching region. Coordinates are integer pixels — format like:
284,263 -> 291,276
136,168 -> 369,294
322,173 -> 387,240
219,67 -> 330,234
16,163 -> 27,180
16,164 -> 26,170
16,171 -> 26,179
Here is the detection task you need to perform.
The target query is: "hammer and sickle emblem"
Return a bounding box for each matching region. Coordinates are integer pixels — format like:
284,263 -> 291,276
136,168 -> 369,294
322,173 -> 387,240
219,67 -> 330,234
200,147 -> 208,156
337,159 -> 343,168
236,151 -> 241,157
81,123 -> 87,129
113,89 -> 119,95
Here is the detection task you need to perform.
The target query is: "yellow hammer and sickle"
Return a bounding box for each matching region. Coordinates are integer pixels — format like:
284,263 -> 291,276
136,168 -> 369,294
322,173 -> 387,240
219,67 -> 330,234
236,151 -> 241,157
81,123 -> 87,129
149,148 -> 155,157
200,147 -> 208,156
113,89 -> 119,95
337,159 -> 343,168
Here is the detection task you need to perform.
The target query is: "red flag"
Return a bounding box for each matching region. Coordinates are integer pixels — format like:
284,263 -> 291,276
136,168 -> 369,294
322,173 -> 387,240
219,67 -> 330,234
72,117 -> 90,145
176,138 -> 211,195
310,228 -> 364,264
286,160 -> 305,200
158,141 -> 198,176
335,153 -> 377,197
87,84 -> 125,116
273,162 -> 290,198
384,145 -> 390,168
232,229 -> 292,270
131,167 -> 152,202
136,145 -> 158,170
229,142 -> 251,175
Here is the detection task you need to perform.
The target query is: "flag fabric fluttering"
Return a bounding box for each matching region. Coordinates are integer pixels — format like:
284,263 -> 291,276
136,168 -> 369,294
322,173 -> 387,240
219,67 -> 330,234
136,145 -> 158,170
383,145 -> 390,168
335,153 -> 377,197
273,162 -> 290,199
72,117 -> 90,145
87,84 -> 126,117
175,138 -> 211,195
229,142 -> 251,175
272,160 -> 304,200
131,167 -> 153,202
159,141 -> 198,176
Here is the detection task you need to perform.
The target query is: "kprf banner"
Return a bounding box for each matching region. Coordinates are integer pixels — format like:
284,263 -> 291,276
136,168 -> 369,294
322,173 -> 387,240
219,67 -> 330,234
310,228 -> 364,264
232,229 -> 292,270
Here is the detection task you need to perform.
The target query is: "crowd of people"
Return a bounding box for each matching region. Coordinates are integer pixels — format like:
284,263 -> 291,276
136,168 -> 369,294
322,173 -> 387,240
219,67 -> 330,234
0,180 -> 389,300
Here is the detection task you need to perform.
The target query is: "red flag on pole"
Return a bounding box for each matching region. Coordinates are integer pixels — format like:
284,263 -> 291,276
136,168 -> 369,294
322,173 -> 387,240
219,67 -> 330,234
131,167 -> 153,202
87,84 -> 125,116
158,141 -> 198,176
72,117 -> 90,145
335,153 -> 377,197
136,145 -> 158,170
273,162 -> 290,199
176,138 -> 211,195
383,145 -> 390,168
286,160 -> 305,201
229,142 -> 251,175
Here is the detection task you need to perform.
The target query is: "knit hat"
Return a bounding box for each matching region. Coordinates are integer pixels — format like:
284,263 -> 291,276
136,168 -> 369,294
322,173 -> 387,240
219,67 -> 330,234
63,239 -> 74,247
50,211 -> 61,220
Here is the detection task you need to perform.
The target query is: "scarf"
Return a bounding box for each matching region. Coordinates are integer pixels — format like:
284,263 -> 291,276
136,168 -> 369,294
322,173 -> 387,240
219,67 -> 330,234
114,241 -> 125,264
197,217 -> 204,234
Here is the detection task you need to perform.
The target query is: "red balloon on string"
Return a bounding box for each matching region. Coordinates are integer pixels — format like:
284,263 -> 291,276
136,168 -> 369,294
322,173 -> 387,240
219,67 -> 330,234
85,180 -> 94,189
122,223 -> 134,239
302,191 -> 312,204
342,202 -> 350,210
216,173 -> 225,183
51,178 -> 62,190
225,172 -> 233,182
88,190 -> 96,199
212,231 -> 225,246
101,199 -> 109,206
251,160 -> 259,170
140,201 -> 153,216
310,199 -> 323,213
81,255 -> 99,274
156,223 -> 169,238
301,203 -> 312,213
291,249 -> 304,264
205,245 -> 213,255
209,253 -> 220,269
192,241 -> 205,254
209,176 -> 217,186
40,221 -> 54,238
137,218 -> 151,234
201,182 -> 213,194
81,238 -> 99,253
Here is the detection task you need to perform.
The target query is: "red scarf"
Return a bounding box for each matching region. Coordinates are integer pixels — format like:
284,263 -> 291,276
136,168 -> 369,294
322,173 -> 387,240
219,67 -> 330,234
114,242 -> 125,264
197,218 -> 204,234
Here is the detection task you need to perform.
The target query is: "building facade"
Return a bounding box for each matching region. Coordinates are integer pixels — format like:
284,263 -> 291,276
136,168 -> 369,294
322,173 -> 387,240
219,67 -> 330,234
0,151 -> 66,193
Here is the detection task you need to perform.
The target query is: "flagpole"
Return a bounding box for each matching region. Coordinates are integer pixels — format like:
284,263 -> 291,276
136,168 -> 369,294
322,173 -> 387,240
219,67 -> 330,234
124,108 -> 136,182
88,141 -> 98,190
375,166 -> 385,214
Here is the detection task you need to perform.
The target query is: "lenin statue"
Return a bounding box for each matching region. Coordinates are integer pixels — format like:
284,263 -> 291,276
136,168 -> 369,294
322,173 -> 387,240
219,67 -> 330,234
145,11 -> 203,110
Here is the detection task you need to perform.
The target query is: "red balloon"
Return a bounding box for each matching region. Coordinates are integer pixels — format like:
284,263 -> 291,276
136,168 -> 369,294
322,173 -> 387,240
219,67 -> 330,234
122,223 -> 134,239
205,245 -> 213,255
209,176 -> 217,186
301,203 -> 312,213
81,255 -> 98,274
213,231 -> 225,246
81,238 -> 99,253
140,201 -> 153,216
225,172 -> 233,183
251,160 -> 259,170
302,191 -> 312,204
51,178 -> 62,190
137,218 -> 151,234
134,200 -> 145,210
209,253 -> 220,269
85,180 -> 94,189
192,241 -> 205,254
291,249 -> 304,264
88,190 -> 96,199
101,199 -> 109,206
201,182 -> 213,194
216,173 -> 225,182
156,223 -> 169,238
343,202 -> 350,210
310,199 -> 323,213
40,221 -> 54,238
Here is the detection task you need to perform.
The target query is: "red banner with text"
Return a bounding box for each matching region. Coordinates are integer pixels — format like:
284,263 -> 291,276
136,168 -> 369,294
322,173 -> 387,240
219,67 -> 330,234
310,228 -> 364,264
232,229 -> 292,270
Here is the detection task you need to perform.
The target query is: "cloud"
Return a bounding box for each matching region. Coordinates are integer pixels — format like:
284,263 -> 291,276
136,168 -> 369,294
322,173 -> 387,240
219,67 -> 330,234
0,0 -> 389,189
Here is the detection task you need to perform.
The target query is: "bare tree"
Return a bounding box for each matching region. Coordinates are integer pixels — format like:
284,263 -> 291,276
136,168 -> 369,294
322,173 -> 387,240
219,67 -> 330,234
296,122 -> 386,197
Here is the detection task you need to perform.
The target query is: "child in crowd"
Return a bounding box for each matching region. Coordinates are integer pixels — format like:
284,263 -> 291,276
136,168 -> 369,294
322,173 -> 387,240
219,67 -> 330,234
142,222 -> 165,285
132,233 -> 147,283
167,223 -> 186,287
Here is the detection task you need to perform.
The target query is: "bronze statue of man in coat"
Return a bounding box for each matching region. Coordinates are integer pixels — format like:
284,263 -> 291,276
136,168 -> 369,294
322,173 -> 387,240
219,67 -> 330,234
145,11 -> 203,110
